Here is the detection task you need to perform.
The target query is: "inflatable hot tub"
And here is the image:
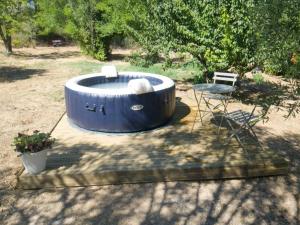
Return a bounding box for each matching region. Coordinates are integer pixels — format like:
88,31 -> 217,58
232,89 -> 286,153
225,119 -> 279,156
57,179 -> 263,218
65,71 -> 175,132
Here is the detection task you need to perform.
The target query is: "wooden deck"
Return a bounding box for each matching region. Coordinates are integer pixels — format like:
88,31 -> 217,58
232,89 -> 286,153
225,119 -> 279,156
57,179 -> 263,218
17,98 -> 289,189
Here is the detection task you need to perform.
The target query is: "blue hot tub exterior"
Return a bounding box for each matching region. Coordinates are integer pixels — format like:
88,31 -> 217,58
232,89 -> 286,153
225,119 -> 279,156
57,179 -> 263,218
65,72 -> 176,132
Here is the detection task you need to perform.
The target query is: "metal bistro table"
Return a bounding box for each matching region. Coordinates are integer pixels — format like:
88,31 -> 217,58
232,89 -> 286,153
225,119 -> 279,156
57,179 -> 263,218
192,83 -> 236,133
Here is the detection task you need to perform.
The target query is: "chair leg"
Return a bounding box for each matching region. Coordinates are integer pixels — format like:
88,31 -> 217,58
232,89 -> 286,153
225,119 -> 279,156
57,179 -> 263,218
225,128 -> 246,147
191,108 -> 198,132
247,124 -> 263,149
224,117 -> 250,147
239,110 -> 263,149
225,121 -> 263,149
224,119 -> 237,143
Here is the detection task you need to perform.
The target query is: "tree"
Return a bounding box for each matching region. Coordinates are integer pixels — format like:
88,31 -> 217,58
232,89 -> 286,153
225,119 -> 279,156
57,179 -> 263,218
35,0 -> 69,38
127,0 -> 256,74
65,0 -> 131,60
253,0 -> 300,117
254,0 -> 300,78
35,0 -> 131,60
0,0 -> 30,54
63,0 -> 108,60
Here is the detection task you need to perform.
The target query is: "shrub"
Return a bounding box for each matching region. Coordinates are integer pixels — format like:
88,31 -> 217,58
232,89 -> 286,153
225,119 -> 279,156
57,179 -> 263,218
12,27 -> 36,48
12,130 -> 55,154
127,51 -> 160,68
286,53 -> 300,78
253,73 -> 265,85
254,0 -> 300,78
128,0 -> 255,75
193,70 -> 206,84
81,37 -> 111,61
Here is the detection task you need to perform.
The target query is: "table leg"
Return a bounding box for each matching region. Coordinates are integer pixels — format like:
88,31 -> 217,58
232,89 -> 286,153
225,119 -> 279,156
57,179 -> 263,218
217,99 -> 229,135
202,96 -> 219,124
193,90 -> 203,124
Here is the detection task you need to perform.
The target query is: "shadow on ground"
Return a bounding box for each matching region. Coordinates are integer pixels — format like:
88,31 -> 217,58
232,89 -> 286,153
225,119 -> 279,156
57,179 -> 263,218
0,66 -> 46,82
12,50 -> 81,60
1,164 -> 299,225
233,78 -> 300,118
108,53 -> 129,61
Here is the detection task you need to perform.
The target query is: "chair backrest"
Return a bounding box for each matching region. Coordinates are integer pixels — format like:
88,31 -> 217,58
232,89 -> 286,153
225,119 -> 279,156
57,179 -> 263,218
213,72 -> 239,86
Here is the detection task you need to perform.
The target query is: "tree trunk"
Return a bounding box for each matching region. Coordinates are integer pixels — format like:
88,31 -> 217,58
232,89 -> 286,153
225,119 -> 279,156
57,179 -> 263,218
4,35 -> 12,54
0,26 -> 13,54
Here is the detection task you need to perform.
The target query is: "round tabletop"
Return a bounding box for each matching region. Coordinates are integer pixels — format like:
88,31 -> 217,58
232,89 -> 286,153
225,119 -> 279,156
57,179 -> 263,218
193,83 -> 235,94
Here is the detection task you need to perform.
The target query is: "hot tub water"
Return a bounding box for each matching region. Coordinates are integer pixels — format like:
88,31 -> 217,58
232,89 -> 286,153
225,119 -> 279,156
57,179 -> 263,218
89,82 -> 129,90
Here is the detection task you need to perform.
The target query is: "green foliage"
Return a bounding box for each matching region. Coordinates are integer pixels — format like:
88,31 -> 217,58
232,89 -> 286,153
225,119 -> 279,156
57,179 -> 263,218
12,130 -> 55,154
118,63 -> 197,81
127,51 -> 160,68
127,0 -> 255,74
0,0 -> 32,53
63,0 -> 107,60
181,59 -> 207,83
35,0 -> 68,37
35,0 -> 132,60
3,0 -> 299,80
193,71 -> 206,84
12,21 -> 36,48
253,73 -> 265,85
286,54 -> 300,78
127,0 -> 300,79
254,0 -> 300,78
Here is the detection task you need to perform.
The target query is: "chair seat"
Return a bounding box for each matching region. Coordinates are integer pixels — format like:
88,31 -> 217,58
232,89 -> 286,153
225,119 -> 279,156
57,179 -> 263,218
224,107 -> 263,148
225,110 -> 259,125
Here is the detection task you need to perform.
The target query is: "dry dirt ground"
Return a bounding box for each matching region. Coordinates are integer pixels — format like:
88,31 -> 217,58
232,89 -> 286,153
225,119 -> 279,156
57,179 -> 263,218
0,46 -> 300,225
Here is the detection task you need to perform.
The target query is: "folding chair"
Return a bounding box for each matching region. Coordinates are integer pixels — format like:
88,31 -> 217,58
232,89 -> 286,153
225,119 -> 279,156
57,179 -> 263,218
213,72 -> 239,86
202,72 -> 239,133
225,105 -> 263,148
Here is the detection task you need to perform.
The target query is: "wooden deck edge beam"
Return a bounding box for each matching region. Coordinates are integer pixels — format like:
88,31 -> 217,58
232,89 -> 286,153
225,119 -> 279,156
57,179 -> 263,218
17,163 -> 289,189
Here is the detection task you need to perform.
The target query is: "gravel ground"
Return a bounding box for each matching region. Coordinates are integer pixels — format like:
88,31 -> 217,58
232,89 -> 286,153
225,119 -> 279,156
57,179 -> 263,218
0,46 -> 299,225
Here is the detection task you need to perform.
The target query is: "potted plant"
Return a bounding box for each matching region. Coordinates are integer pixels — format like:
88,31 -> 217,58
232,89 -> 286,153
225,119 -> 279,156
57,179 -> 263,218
12,130 -> 55,174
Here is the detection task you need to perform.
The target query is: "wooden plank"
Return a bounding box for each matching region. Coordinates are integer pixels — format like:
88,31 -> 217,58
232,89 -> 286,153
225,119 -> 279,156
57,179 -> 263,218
213,77 -> 237,82
17,160 -> 288,189
214,72 -> 239,77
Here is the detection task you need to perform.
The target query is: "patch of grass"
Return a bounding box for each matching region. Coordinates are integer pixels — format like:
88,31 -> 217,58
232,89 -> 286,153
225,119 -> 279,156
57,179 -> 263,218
118,63 -> 197,81
30,61 -> 54,70
253,73 -> 265,85
59,60 -> 198,81
61,61 -> 104,74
